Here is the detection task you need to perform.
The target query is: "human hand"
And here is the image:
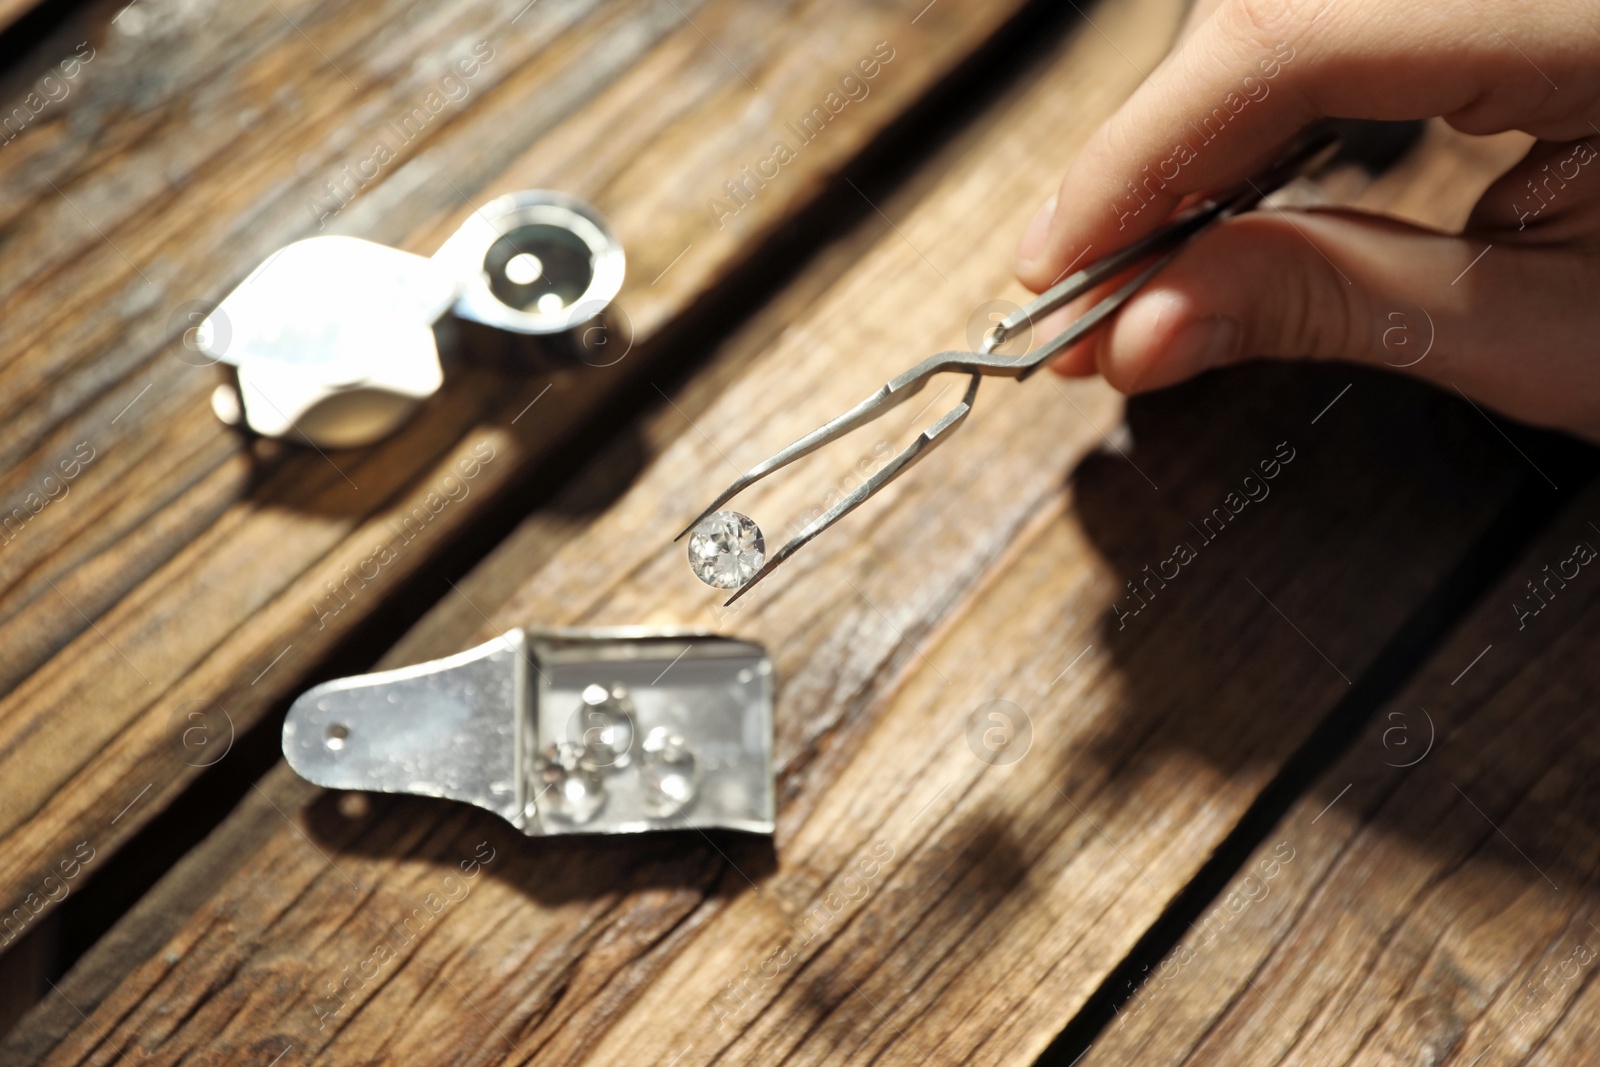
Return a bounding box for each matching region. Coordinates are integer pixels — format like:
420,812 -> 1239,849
1015,0 -> 1600,439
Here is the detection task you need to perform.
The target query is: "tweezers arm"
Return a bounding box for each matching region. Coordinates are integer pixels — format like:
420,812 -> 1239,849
675,351 -> 1032,541
994,123 -> 1340,361
678,124 -> 1341,598
1014,247 -> 1183,377
722,373 -> 981,604
995,198 -> 1232,349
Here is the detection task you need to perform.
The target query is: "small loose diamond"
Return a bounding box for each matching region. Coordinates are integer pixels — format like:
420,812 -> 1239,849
534,742 -> 606,824
687,511 -> 764,589
567,682 -> 636,770
640,727 -> 699,817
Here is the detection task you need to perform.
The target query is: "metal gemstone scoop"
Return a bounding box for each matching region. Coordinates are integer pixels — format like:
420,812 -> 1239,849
282,628 -> 774,837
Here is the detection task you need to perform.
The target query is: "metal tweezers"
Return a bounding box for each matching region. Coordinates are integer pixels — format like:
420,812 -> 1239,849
679,128 -> 1339,604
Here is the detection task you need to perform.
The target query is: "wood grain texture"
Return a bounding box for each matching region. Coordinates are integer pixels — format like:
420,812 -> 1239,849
1071,464 -> 1600,1062
0,0 -> 1065,944
0,171 -> 901,1057
6,13 -> 1564,1066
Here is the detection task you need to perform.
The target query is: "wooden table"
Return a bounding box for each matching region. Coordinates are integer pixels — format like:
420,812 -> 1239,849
2,0 -> 1595,1063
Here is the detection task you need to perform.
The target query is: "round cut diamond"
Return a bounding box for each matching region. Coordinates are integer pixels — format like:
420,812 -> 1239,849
640,727 -> 699,817
687,511 -> 764,589
567,682 -> 636,770
534,742 -> 606,824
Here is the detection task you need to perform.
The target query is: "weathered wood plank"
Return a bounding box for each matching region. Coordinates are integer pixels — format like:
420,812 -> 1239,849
1071,470 -> 1600,1064
0,181 -> 894,1058
6,10 -> 1559,1066
0,0 -> 1067,944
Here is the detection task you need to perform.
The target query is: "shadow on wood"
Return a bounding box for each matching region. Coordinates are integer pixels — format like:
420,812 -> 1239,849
300,787 -> 778,908
1065,361 -> 1533,787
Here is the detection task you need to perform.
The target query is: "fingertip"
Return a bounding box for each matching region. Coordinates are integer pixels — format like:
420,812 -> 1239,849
1098,288 -> 1187,393
1016,177 -> 1098,292
1034,303 -> 1099,376
1015,194 -> 1058,286
1048,337 -> 1102,378
1099,288 -> 1240,394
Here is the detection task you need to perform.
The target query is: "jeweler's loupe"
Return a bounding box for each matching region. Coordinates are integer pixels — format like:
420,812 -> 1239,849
198,189 -> 625,449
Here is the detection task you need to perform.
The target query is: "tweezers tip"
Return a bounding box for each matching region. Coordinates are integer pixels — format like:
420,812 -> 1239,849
724,566 -> 774,606
675,506 -> 717,542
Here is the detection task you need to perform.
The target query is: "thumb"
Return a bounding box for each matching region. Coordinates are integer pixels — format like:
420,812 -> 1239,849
1090,207 -> 1600,437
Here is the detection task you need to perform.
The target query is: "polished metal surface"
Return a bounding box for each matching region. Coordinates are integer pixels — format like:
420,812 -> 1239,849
434,189 -> 625,337
679,127 -> 1339,604
205,190 -> 624,448
201,236 -> 458,448
283,628 -> 774,836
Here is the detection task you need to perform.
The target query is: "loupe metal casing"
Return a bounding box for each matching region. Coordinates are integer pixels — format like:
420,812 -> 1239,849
436,190 -> 624,341
200,190 -> 625,449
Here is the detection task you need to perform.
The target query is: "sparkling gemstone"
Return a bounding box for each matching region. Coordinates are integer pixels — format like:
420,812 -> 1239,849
567,682 -> 636,770
534,741 -> 607,823
687,511 -> 764,589
640,727 -> 699,817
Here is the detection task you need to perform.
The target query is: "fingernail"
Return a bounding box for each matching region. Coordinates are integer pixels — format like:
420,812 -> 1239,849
1166,316 -> 1240,376
1017,194 -> 1057,266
